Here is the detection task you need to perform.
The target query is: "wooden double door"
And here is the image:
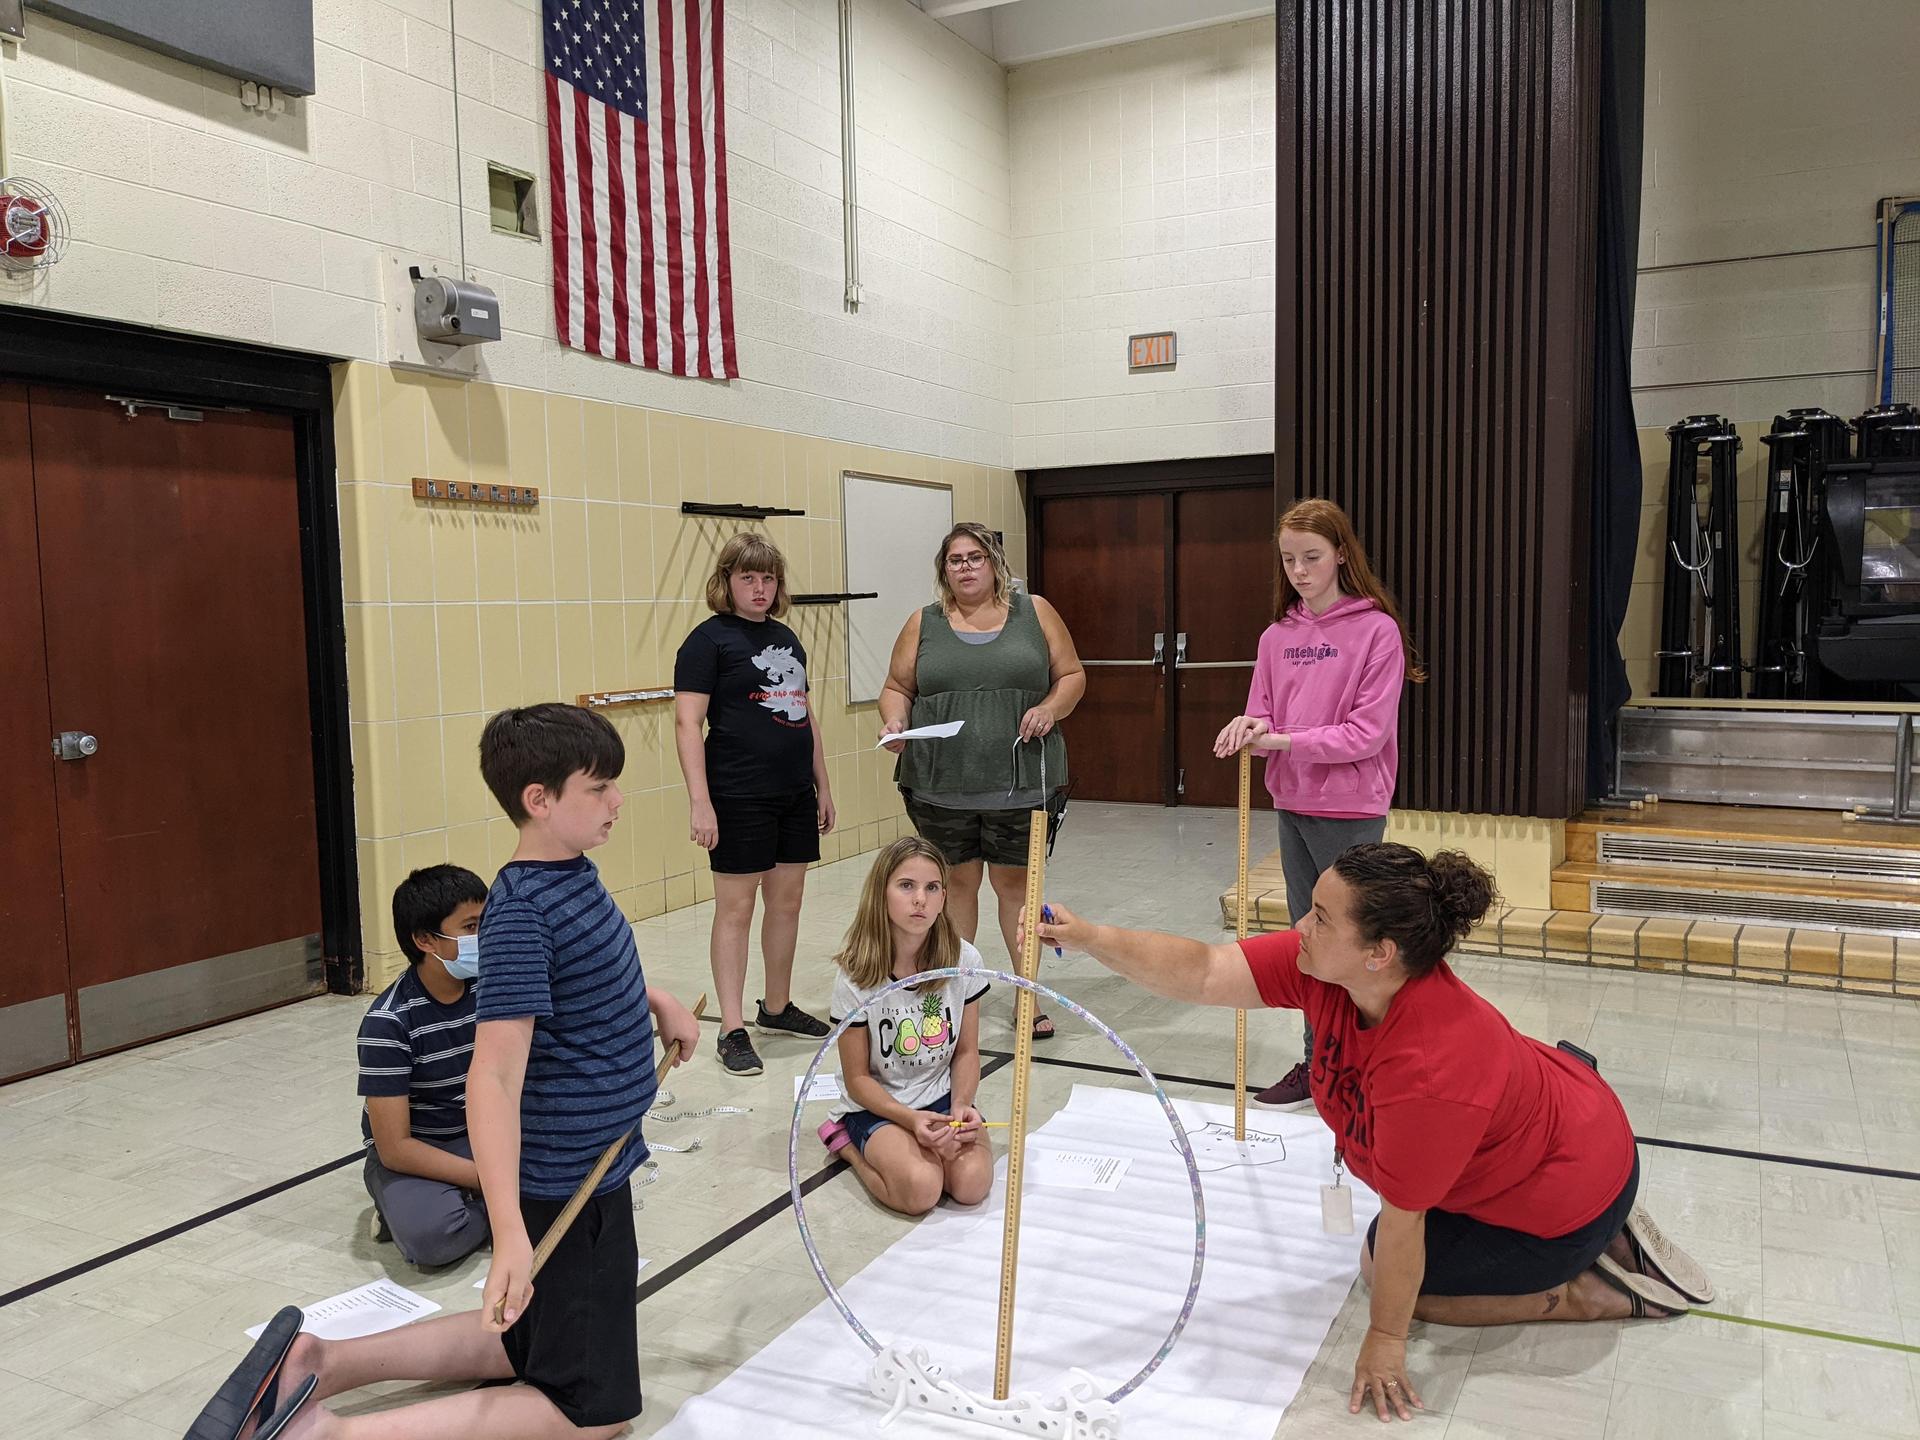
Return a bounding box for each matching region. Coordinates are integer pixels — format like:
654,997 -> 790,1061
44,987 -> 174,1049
1035,480 -> 1275,808
1,382 -> 325,1083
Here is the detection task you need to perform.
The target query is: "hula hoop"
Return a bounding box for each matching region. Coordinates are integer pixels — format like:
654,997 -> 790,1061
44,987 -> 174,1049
786,966 -> 1207,1406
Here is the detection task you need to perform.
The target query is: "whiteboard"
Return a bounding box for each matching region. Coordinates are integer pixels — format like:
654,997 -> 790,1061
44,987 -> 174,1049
842,474 -> 953,705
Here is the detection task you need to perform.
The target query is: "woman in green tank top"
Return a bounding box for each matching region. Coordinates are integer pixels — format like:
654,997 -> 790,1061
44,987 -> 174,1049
878,523 -> 1086,1039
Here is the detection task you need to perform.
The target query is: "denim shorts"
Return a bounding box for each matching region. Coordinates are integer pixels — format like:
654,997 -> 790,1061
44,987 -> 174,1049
840,1090 -> 951,1154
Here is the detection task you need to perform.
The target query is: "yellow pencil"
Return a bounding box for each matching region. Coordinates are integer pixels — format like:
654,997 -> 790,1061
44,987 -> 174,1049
948,1119 -> 1010,1128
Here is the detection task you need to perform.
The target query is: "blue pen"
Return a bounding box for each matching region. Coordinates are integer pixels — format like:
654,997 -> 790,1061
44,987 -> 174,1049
1038,904 -> 1065,958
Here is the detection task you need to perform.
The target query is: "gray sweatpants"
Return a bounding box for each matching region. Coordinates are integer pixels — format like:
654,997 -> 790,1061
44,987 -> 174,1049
364,1135 -> 490,1268
1279,811 -> 1388,1060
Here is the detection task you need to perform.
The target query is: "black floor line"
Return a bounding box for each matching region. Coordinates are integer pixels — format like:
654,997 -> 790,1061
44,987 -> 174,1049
984,1045 -> 1253,1095
16,1047 -> 1914,1317
987,1048 -> 1920,1185
634,1150 -> 842,1305
0,1056 -> 1015,1314
1632,1134 -> 1920,1183
0,1148 -> 366,1311
635,1052 -> 1015,1303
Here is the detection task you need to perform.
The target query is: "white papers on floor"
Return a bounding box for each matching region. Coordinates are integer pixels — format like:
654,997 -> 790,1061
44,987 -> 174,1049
654,1084 -> 1380,1440
874,720 -> 965,749
245,1279 -> 440,1341
795,1072 -> 843,1103
477,1257 -> 650,1287
1027,1147 -> 1129,1192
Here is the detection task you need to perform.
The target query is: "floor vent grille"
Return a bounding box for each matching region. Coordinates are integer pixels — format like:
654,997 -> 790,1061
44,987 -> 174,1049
1592,882 -> 1920,938
1596,834 -> 1920,884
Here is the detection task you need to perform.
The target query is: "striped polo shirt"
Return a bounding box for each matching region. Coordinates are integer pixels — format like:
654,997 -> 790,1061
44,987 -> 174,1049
476,856 -> 657,1199
356,966 -> 475,1148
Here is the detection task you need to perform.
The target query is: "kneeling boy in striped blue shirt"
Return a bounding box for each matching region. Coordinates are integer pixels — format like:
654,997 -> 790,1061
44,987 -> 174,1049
356,864 -> 491,1267
201,703 -> 701,1440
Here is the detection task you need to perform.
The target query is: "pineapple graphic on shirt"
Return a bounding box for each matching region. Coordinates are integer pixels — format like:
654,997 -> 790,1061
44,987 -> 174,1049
889,991 -> 952,1057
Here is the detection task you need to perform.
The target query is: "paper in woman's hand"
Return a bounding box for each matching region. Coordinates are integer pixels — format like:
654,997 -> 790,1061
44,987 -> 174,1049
874,720 -> 965,749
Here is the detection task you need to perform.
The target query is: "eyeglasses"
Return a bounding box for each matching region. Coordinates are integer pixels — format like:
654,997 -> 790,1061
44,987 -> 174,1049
945,553 -> 991,570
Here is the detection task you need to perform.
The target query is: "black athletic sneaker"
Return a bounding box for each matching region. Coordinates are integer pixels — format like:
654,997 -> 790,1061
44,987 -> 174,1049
717,1027 -> 764,1076
755,1000 -> 830,1038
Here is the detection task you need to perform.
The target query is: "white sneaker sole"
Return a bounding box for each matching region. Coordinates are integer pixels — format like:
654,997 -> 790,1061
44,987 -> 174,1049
754,1020 -> 828,1040
1252,1091 -> 1316,1110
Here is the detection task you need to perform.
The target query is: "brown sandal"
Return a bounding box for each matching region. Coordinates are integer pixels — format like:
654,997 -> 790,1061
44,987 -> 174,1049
1623,1204 -> 1714,1303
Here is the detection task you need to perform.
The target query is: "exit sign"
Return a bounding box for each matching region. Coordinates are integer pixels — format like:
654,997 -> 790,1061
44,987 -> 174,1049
1128,331 -> 1177,372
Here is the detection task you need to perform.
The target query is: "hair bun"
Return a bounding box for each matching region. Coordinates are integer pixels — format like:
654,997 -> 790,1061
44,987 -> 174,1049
1426,851 -> 1497,941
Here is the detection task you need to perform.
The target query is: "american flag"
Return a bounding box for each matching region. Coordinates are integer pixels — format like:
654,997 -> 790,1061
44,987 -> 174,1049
544,0 -> 739,379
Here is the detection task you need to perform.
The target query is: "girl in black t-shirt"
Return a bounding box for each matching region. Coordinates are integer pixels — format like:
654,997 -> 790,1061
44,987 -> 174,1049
674,533 -> 837,1076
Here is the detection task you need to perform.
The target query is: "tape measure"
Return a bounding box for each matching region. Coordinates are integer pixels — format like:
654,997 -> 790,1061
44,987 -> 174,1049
992,808 -> 1049,1400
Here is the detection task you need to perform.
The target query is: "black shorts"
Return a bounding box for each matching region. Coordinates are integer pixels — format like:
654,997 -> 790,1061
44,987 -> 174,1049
710,787 -> 820,874
1366,1152 -> 1640,1298
903,792 -> 1034,867
498,1179 -> 641,1427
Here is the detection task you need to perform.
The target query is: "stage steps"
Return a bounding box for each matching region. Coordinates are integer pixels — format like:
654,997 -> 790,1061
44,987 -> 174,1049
1219,802 -> 1920,997
1557,802 -> 1920,937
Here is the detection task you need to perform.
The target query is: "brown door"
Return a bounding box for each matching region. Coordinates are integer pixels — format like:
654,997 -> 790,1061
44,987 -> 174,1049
0,384 -> 73,1080
1034,493 -> 1166,803
25,387 -> 323,1063
1172,487 -> 1276,808
1035,480 -> 1274,807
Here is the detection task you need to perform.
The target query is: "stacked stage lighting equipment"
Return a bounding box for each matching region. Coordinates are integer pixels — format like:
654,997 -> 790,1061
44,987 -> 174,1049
1657,415 -> 1744,699
1752,409 -> 1850,698
1653,404 -> 1920,701
1809,403 -> 1920,694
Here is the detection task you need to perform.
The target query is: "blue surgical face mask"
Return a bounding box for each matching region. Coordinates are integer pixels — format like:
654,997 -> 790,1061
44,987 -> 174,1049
440,933 -> 480,982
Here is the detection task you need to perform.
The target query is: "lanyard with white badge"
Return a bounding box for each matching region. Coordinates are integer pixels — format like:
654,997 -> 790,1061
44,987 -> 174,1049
1323,1146 -> 1354,1235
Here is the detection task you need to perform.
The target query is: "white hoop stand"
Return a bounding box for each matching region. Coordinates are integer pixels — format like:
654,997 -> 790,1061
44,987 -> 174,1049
787,966 -> 1208,1438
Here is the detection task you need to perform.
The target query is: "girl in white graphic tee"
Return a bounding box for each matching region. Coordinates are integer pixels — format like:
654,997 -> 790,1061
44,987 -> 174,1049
819,836 -> 994,1215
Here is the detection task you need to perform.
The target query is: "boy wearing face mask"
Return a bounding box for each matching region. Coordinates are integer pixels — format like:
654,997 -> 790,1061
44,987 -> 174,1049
355,863 -> 492,1267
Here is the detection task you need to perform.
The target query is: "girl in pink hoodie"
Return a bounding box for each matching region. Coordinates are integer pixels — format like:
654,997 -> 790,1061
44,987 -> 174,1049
1215,499 -> 1425,1106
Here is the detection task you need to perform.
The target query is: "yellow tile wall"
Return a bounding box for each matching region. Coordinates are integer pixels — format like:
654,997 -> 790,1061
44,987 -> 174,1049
1383,810 -> 1565,911
334,362 -> 1028,986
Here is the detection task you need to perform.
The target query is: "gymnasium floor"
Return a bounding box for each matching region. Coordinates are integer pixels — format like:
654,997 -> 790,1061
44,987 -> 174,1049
3,804 -> 1919,1439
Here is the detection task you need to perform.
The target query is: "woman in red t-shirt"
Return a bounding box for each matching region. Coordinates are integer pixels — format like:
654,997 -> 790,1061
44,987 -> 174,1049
1031,844 -> 1713,1424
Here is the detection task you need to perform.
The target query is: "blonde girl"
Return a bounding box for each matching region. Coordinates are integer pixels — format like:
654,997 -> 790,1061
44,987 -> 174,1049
818,837 -> 993,1215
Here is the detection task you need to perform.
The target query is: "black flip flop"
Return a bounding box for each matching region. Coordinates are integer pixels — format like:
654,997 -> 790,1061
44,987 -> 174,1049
252,1372 -> 319,1440
184,1305 -> 304,1440
1031,1012 -> 1055,1041
1593,1255 -> 1688,1318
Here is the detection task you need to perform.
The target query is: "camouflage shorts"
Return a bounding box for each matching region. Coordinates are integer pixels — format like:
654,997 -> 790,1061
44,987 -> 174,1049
902,792 -> 1035,867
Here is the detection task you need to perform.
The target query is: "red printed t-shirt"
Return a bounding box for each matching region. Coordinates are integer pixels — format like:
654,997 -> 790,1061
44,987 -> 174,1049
1241,931 -> 1634,1238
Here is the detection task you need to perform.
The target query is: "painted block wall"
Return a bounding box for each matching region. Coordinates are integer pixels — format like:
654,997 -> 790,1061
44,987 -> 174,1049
0,0 -> 1017,466
1006,17 -> 1277,468
1630,0 -> 1915,432
0,0 -> 1030,978
334,360 -> 1025,985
